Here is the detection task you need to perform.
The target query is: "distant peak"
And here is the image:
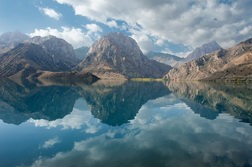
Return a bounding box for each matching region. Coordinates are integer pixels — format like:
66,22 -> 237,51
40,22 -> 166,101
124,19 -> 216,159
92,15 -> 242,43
200,40 -> 222,48
240,38 -> 252,45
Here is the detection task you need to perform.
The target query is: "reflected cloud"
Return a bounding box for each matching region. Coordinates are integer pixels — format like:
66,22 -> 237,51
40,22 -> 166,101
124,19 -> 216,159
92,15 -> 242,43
30,98 -> 252,167
41,137 -> 61,149
29,108 -> 101,134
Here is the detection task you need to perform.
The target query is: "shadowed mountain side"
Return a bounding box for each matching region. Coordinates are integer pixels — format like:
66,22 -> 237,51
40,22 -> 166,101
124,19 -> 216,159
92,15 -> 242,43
0,79 -> 80,125
79,81 -> 171,126
167,81 -> 252,124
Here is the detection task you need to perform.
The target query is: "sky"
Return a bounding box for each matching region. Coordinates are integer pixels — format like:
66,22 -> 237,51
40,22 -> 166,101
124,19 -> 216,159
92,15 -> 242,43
0,0 -> 252,56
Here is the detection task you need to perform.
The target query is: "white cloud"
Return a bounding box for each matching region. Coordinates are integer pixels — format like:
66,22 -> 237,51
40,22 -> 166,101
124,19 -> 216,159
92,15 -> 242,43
55,0 -> 252,50
39,7 -> 62,20
29,27 -> 93,48
29,108 -> 101,134
85,24 -> 103,33
41,137 -> 61,149
107,20 -> 118,28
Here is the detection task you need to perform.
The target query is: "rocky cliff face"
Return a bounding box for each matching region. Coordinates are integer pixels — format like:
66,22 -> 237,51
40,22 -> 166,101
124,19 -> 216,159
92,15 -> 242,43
184,41 -> 222,62
165,38 -> 252,81
146,52 -> 184,67
77,32 -> 172,79
27,35 -> 78,70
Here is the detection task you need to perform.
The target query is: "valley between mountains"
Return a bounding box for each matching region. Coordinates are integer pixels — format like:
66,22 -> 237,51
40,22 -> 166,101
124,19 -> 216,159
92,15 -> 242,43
0,31 -> 252,83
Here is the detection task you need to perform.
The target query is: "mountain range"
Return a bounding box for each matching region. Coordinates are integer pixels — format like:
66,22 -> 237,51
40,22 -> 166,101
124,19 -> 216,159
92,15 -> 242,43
0,31 -> 251,81
166,38 -> 252,81
146,41 -> 222,67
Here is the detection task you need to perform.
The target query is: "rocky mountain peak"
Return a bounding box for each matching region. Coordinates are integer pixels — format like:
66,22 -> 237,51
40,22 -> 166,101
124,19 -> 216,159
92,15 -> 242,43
78,32 -> 171,78
0,31 -> 30,54
239,38 -> 252,45
88,32 -> 143,59
0,31 -> 30,43
184,40 -> 222,62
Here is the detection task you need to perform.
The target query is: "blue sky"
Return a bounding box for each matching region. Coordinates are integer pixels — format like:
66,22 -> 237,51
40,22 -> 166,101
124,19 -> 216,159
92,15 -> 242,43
0,0 -> 252,56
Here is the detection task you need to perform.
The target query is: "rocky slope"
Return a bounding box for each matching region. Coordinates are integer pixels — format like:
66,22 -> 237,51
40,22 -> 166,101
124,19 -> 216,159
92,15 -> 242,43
184,40 -> 222,62
27,35 -> 78,70
146,52 -> 184,67
0,43 -> 58,77
165,38 -> 252,81
77,32 -> 172,79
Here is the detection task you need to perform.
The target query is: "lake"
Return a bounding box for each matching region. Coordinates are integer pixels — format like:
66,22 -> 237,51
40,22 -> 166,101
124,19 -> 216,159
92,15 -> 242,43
0,79 -> 252,167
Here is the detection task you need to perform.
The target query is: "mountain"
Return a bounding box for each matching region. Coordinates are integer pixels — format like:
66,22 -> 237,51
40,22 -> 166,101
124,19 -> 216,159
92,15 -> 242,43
0,43 -> 58,77
74,46 -> 89,61
77,32 -> 172,79
146,52 -> 184,67
0,31 -> 30,54
165,38 -> 252,81
27,35 -> 78,70
184,41 -> 222,62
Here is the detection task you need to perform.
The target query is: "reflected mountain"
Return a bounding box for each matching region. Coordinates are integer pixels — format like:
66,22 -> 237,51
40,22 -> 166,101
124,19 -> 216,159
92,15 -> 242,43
79,81 -> 171,126
167,81 -> 252,124
0,79 -> 171,126
0,79 -> 79,125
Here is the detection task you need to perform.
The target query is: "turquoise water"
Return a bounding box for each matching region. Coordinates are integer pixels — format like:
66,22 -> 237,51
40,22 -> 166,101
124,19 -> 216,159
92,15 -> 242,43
0,80 -> 252,167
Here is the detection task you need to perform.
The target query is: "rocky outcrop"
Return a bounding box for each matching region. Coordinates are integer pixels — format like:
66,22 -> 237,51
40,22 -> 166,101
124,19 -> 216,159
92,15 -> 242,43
146,52 -> 184,67
165,38 -> 252,81
77,32 -> 172,79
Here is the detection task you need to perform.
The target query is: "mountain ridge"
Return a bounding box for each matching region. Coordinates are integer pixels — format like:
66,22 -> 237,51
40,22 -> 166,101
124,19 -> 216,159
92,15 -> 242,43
165,38 -> 252,81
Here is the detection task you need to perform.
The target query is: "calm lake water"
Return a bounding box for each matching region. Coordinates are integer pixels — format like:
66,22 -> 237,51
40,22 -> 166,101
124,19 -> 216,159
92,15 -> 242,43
0,79 -> 252,167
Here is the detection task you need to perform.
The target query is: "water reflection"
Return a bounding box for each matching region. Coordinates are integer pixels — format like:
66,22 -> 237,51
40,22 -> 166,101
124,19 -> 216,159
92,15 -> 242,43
0,79 -> 79,124
0,79 -> 170,126
81,81 -> 171,126
0,80 -> 252,167
167,81 -> 252,124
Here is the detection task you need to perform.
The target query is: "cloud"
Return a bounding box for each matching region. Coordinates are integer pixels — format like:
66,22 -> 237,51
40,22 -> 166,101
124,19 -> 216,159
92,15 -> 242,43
29,27 -> 93,48
55,0 -> 252,49
85,24 -> 102,33
29,108 -> 101,134
107,20 -> 118,28
39,7 -> 62,20
41,137 -> 61,149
